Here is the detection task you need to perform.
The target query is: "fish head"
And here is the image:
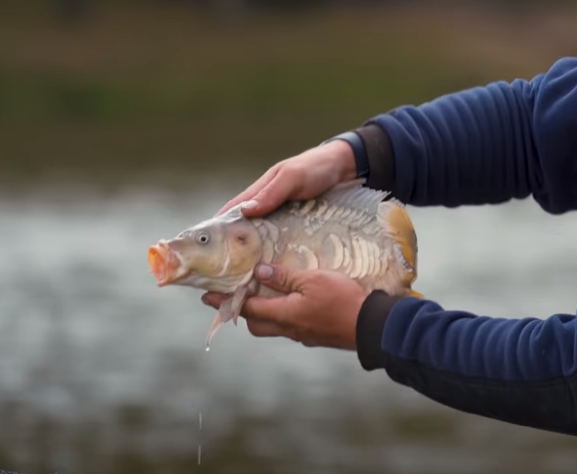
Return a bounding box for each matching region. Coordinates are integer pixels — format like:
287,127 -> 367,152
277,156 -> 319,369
148,206 -> 263,293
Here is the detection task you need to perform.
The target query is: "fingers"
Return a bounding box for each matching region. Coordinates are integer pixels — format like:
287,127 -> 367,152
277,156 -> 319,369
202,285 -> 296,324
254,263 -> 308,294
215,163 -> 304,219
201,272 -> 301,323
240,292 -> 286,320
201,292 -> 228,309
246,170 -> 300,217
245,319 -> 284,338
202,292 -> 289,343
202,291 -> 287,336
215,167 -> 278,217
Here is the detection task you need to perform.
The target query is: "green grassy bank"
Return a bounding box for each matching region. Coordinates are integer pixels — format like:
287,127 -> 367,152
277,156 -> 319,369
0,3 -> 574,183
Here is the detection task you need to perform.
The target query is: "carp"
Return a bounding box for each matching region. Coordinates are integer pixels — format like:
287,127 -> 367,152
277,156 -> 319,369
148,180 -> 423,347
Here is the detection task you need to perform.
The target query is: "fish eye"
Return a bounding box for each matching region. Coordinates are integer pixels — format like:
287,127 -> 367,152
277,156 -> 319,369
196,232 -> 210,245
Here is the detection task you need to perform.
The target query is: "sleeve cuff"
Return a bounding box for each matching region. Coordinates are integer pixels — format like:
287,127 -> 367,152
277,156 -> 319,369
321,123 -> 395,194
356,290 -> 402,371
354,123 -> 395,194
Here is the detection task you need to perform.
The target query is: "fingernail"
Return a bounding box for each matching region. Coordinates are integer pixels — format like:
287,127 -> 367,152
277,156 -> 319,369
256,263 -> 273,279
241,200 -> 258,210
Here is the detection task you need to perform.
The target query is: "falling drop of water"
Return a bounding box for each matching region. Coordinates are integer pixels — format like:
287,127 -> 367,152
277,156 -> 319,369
198,411 -> 203,465
199,340 -> 208,465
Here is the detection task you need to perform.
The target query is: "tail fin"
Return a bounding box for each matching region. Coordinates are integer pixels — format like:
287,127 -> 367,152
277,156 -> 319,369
409,290 -> 424,299
377,199 -> 419,288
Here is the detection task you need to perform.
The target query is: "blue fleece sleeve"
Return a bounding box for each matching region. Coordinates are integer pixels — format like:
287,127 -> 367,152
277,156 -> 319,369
366,57 -> 577,214
357,292 -> 577,434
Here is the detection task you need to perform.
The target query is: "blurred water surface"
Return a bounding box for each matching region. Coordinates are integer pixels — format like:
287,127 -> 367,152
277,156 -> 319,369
1,173 -> 577,474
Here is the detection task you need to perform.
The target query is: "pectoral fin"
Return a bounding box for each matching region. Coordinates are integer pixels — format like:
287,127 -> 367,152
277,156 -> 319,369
205,285 -> 250,348
230,285 -> 249,326
206,313 -> 224,348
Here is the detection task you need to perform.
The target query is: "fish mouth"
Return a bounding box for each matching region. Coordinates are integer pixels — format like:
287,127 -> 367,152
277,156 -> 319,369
148,240 -> 185,287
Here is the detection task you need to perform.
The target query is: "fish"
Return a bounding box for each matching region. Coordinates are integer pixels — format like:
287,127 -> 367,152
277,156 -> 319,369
147,180 -> 423,348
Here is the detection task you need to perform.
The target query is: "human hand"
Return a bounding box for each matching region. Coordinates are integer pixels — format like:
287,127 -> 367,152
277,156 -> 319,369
216,139 -> 357,218
201,263 -> 369,350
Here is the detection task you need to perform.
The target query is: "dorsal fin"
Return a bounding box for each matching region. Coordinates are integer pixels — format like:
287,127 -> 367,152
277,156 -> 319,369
318,180 -> 391,214
219,203 -> 245,223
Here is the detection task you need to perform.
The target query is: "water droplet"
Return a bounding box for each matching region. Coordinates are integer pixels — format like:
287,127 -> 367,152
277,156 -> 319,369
198,445 -> 202,465
199,412 -> 202,431
205,345 -> 210,352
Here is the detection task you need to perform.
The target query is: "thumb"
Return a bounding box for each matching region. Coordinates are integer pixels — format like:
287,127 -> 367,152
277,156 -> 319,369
254,263 -> 305,294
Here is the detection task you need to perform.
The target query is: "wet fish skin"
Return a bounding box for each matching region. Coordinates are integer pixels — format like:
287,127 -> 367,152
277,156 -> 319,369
147,180 -> 422,346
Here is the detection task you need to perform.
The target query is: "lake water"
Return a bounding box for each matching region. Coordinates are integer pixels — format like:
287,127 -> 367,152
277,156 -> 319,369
1,174 -> 576,474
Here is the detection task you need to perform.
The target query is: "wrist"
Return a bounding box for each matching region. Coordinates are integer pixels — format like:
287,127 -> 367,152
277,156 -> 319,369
320,139 -> 357,182
320,131 -> 367,182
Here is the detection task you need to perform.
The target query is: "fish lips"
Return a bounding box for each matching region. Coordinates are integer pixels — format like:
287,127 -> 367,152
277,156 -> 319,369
148,240 -> 189,287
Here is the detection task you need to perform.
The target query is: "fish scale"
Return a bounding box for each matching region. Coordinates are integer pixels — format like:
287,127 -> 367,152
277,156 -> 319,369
147,180 -> 423,347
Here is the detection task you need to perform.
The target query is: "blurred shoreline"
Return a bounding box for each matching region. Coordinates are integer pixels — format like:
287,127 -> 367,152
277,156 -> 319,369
2,2 -> 576,187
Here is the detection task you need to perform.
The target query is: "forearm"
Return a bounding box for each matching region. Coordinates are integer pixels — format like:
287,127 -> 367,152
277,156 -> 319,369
359,81 -> 536,208
356,292 -> 577,435
346,57 -> 577,213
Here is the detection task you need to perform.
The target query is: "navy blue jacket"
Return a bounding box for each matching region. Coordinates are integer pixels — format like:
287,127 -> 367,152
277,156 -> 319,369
351,57 -> 577,435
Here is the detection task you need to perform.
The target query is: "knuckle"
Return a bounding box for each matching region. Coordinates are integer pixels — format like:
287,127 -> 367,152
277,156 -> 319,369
277,270 -> 290,289
279,160 -> 303,182
274,160 -> 288,171
288,166 -> 305,186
